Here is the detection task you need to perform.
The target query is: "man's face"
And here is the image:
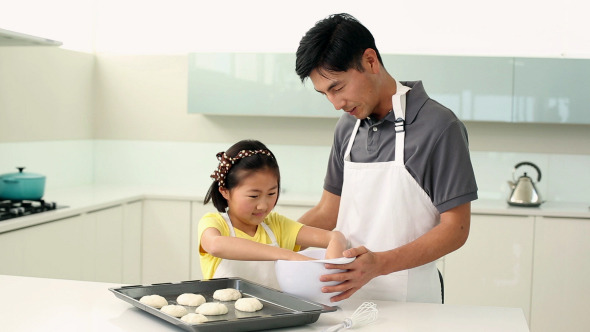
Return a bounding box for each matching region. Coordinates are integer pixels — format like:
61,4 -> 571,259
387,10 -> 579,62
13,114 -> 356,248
309,65 -> 380,120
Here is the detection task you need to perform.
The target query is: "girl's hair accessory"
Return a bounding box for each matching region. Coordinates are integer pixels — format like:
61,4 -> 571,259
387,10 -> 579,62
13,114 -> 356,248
210,149 -> 273,188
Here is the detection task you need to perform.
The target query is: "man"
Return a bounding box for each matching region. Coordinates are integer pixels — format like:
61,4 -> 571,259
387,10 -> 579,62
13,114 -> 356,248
295,13 -> 478,303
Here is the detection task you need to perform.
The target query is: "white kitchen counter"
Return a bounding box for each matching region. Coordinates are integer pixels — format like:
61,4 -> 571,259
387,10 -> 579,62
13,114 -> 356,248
1,184 -> 589,234
0,275 -> 529,331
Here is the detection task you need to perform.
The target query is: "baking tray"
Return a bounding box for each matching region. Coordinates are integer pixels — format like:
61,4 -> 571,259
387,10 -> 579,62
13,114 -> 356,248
109,277 -> 337,332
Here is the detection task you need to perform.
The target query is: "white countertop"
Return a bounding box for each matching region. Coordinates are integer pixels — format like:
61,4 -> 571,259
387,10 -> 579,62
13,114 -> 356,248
1,185 -> 589,234
0,275 -> 529,331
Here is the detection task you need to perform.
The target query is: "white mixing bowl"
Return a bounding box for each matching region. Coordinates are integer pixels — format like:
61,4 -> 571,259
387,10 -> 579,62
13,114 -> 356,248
275,248 -> 355,306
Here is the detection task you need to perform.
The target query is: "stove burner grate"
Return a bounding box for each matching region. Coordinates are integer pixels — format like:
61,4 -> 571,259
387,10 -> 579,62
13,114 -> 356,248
0,199 -> 61,221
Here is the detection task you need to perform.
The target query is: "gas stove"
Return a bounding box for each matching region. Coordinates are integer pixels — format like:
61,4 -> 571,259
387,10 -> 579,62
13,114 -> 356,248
0,199 -> 65,221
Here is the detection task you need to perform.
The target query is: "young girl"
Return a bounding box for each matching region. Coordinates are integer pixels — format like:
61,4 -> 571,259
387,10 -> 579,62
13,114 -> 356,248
198,139 -> 347,289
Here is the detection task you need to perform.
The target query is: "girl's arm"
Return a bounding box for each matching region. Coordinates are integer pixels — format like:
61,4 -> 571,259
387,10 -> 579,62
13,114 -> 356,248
200,227 -> 312,261
295,226 -> 348,259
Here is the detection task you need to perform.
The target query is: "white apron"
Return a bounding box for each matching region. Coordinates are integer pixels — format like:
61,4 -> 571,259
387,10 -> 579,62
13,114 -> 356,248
336,82 -> 442,303
212,213 -> 281,289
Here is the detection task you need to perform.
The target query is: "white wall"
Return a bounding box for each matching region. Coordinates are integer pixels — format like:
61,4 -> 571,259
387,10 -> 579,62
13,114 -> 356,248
3,0 -> 584,57
0,47 -> 95,142
1,0 -> 590,202
89,0 -> 589,58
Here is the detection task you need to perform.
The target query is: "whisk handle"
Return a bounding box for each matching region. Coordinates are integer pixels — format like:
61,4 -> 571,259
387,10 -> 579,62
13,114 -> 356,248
322,322 -> 346,332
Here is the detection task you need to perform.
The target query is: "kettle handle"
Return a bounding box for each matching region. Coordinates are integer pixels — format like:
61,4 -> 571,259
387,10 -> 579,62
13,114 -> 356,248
513,161 -> 542,182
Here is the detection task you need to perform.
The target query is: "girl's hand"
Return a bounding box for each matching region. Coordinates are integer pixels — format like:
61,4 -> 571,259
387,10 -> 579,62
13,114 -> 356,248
325,230 -> 347,259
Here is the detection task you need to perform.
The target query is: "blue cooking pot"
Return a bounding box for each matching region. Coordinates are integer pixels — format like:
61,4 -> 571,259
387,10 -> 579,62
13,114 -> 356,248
0,167 -> 46,200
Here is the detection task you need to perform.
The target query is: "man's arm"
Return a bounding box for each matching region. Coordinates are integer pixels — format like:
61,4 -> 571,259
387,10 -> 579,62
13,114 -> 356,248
298,189 -> 341,231
320,201 -> 471,302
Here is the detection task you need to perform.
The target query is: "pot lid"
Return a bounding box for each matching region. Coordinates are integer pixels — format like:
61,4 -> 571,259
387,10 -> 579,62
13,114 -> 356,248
0,167 -> 45,180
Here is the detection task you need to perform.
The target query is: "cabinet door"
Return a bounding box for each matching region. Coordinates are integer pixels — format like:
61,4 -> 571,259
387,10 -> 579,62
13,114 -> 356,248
0,229 -> 25,275
531,217 -> 590,332
444,214 -> 534,324
388,54 -> 514,122
93,206 -> 124,283
79,206 -> 125,283
513,58 -> 590,124
188,53 -> 332,117
142,200 -> 191,284
122,201 -> 142,284
21,215 -> 85,280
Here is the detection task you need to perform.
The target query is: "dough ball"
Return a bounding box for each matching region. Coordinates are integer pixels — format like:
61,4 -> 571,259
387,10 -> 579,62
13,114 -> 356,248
139,294 -> 168,308
234,298 -> 263,312
213,288 -> 242,301
181,313 -> 208,324
195,302 -> 229,316
176,293 -> 206,306
160,304 -> 188,318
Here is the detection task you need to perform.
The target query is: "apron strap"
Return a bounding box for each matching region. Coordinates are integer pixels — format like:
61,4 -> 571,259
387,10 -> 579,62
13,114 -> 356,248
344,120 -> 362,161
344,82 -> 410,164
392,82 -> 411,165
221,212 -> 279,246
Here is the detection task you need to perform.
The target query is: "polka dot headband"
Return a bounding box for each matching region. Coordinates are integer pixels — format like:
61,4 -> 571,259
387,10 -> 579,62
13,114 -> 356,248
210,149 -> 274,188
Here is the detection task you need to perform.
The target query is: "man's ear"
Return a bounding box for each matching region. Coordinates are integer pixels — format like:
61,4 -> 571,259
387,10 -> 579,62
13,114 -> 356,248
363,48 -> 381,73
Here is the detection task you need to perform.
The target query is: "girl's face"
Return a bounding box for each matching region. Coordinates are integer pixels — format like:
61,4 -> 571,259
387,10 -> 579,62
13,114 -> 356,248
220,169 -> 279,234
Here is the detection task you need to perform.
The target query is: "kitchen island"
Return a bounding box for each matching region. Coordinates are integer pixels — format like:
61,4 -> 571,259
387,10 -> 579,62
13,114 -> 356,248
0,274 -> 528,331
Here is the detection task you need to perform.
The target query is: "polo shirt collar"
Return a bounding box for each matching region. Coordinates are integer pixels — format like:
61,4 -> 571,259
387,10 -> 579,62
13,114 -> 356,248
366,80 -> 428,126
398,80 -> 429,125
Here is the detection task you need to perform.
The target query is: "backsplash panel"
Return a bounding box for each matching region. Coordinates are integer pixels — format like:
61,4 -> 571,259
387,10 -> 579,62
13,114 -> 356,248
0,140 -> 94,192
1,140 -> 589,204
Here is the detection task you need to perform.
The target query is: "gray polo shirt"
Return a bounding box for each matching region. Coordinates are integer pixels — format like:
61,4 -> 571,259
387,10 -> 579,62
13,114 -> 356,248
324,81 -> 478,213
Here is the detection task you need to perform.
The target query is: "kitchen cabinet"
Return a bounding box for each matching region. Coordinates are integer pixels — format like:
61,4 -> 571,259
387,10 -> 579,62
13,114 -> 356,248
141,199 -> 191,284
80,206 -> 124,283
80,201 -> 142,284
530,216 -> 590,332
0,28 -> 62,46
188,52 -> 590,124
0,202 -> 141,284
188,53 -> 331,118
187,53 -> 512,120
389,54 -> 513,122
513,58 -> 590,124
0,226 -> 25,275
122,201 -> 142,284
20,215 -> 86,280
444,214 -> 535,324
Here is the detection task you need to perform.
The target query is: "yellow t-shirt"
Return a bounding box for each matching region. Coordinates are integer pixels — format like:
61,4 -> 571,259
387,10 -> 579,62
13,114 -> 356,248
198,211 -> 304,279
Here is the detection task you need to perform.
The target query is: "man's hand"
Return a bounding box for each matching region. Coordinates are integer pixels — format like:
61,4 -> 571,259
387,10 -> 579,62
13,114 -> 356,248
319,246 -> 383,302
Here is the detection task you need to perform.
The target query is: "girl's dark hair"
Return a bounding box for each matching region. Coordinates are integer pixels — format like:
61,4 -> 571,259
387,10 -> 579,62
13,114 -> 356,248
204,140 -> 280,212
295,13 -> 383,82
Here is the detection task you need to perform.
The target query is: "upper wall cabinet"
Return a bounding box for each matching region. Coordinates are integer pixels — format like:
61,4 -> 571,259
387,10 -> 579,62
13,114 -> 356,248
513,58 -> 590,124
188,53 -> 334,118
0,28 -> 62,46
188,53 -> 590,124
386,55 -> 514,122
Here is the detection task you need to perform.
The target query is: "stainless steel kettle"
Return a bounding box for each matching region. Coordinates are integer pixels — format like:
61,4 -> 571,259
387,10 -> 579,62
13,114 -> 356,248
507,161 -> 543,207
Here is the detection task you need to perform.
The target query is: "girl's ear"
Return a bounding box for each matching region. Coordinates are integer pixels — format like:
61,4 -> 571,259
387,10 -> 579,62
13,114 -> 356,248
219,187 -> 230,200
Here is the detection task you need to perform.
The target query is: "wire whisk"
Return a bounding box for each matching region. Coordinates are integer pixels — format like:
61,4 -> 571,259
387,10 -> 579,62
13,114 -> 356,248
323,302 -> 378,332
